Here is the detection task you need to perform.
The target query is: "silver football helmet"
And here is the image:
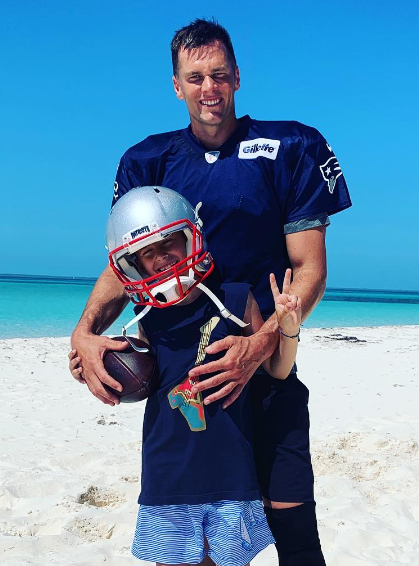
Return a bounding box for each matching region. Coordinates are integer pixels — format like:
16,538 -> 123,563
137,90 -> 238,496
106,186 -> 214,308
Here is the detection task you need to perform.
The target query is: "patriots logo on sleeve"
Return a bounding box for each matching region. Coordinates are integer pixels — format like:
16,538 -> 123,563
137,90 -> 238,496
319,155 -> 342,194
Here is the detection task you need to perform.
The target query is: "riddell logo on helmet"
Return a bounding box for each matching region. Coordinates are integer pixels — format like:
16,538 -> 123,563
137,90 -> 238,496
238,138 -> 280,160
130,225 -> 150,239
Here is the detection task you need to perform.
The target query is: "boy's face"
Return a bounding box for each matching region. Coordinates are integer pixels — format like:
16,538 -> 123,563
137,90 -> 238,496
135,231 -> 187,278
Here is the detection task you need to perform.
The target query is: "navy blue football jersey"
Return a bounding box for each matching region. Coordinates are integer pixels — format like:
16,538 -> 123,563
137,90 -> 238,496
113,116 -> 351,317
138,280 -> 260,505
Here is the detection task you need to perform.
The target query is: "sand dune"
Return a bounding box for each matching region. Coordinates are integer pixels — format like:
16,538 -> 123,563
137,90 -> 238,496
0,326 -> 418,565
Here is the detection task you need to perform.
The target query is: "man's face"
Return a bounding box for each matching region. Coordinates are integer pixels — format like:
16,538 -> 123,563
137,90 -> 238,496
172,40 -> 240,129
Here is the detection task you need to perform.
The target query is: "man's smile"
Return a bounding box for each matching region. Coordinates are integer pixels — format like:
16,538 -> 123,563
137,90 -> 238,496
200,98 -> 222,107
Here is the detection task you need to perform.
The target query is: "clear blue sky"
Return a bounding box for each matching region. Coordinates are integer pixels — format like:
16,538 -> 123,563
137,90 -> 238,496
1,0 -> 418,290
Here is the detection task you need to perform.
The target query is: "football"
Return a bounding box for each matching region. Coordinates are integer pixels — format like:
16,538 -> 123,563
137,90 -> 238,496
103,337 -> 158,403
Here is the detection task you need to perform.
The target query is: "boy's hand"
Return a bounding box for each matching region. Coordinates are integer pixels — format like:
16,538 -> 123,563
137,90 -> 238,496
68,349 -> 86,384
270,269 -> 302,336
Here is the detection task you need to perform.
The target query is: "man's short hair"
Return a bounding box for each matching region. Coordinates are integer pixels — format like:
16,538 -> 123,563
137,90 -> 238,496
171,18 -> 237,76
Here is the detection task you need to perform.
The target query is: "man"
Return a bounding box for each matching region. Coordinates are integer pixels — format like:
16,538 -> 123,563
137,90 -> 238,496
71,18 -> 351,566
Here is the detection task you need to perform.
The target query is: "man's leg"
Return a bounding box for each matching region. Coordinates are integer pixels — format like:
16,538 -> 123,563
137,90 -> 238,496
263,501 -> 325,566
250,372 -> 326,566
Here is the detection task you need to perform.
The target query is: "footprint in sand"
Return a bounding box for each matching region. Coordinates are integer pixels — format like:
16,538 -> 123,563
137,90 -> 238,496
0,520 -> 30,537
336,432 -> 363,450
64,516 -> 116,542
375,438 -> 418,457
0,518 -> 68,538
77,485 -> 126,508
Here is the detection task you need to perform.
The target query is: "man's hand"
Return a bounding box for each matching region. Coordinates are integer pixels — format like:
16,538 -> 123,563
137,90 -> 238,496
189,330 -> 276,409
70,331 -> 128,406
68,264 -> 130,405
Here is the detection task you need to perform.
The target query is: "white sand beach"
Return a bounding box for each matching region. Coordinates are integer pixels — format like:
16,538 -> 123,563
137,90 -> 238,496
0,326 -> 418,566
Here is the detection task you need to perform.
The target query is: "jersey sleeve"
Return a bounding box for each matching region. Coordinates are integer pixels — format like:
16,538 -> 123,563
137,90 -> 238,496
283,133 -> 352,227
111,155 -> 149,208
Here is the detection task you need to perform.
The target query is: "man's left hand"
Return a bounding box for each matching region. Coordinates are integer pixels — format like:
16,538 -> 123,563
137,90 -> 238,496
189,332 -> 273,409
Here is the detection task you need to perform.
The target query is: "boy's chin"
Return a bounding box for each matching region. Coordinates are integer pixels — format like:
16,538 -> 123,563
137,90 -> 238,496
152,268 -> 176,281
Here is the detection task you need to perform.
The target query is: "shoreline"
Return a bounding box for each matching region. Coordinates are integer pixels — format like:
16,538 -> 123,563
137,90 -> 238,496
3,273 -> 419,295
1,323 -> 418,342
0,327 -> 418,565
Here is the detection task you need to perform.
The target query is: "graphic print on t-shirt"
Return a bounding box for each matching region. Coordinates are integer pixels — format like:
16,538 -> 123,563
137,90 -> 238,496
168,316 -> 220,432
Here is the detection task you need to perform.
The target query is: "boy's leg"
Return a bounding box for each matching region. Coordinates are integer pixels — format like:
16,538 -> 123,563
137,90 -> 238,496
157,559 -> 216,566
157,560 -> 246,566
156,543 -> 216,566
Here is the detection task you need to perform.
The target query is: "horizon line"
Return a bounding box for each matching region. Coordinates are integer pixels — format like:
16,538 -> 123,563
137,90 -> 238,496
1,273 -> 419,295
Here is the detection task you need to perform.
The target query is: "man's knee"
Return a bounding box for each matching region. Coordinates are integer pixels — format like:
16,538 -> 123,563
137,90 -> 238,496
263,497 -> 303,510
264,502 -> 326,566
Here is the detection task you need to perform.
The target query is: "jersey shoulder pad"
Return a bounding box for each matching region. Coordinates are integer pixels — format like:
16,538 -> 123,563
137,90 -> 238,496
249,118 -> 324,147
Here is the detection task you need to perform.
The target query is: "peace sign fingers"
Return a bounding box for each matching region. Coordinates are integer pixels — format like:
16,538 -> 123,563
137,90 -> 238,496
270,270 -> 292,305
270,270 -> 302,329
282,268 -> 292,295
270,271 -> 290,322
269,272 -> 281,303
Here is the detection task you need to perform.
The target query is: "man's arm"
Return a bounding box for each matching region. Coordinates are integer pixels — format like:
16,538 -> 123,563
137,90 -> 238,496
70,264 -> 130,406
189,226 -> 327,408
254,225 -> 327,335
286,226 -> 327,319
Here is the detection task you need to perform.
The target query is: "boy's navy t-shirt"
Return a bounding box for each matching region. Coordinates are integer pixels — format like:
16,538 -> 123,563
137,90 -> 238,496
138,280 -> 259,506
113,115 -> 351,318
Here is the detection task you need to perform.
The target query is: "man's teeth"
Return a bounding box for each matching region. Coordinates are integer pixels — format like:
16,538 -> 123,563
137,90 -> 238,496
201,99 -> 221,106
157,261 -> 178,273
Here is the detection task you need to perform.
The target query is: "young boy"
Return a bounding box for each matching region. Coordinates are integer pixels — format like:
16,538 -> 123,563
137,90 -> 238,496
70,186 -> 301,566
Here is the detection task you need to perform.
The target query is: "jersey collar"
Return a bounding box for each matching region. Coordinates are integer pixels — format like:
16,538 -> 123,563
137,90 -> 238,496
181,115 -> 251,158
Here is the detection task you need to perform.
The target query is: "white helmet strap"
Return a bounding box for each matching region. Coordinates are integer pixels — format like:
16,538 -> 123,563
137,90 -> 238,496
122,306 -> 152,352
196,283 -> 249,328
121,281 -> 248,348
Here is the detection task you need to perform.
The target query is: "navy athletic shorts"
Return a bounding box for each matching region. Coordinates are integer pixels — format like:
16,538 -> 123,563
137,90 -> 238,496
250,371 -> 315,503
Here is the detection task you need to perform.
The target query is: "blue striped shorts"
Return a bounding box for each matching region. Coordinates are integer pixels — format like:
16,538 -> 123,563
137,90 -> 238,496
131,499 -> 275,566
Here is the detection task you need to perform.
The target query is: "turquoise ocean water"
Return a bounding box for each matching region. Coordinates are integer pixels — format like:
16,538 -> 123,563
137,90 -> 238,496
1,274 -> 418,339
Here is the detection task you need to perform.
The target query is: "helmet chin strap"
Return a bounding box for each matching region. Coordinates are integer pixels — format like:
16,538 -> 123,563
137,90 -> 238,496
122,308 -> 152,352
195,283 -> 249,328
121,276 -> 248,347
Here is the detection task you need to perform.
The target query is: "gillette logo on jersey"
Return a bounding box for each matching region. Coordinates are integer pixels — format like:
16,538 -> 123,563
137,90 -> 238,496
238,138 -> 280,160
